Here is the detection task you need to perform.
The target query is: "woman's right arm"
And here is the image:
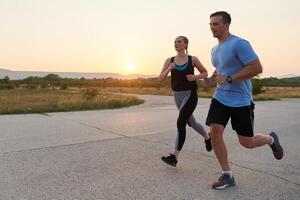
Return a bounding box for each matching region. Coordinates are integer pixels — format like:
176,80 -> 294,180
158,58 -> 173,81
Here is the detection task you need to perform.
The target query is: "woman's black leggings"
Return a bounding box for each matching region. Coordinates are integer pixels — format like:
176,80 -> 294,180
173,89 -> 198,151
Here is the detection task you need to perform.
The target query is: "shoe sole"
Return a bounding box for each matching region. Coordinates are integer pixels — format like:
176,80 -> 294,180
212,183 -> 235,190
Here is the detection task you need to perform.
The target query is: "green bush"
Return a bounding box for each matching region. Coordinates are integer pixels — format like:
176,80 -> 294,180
43,74 -> 61,81
252,78 -> 264,95
0,83 -> 16,90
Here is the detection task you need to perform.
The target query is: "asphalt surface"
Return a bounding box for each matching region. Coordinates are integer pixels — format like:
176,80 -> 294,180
0,94 -> 299,200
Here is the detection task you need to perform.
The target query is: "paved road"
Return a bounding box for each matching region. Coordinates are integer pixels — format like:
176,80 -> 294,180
0,95 -> 299,200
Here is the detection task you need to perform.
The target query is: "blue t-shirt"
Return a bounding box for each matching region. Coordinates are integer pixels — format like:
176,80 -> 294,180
211,35 -> 258,107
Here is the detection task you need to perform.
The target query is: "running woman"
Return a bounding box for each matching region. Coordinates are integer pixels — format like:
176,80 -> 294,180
159,36 -> 212,167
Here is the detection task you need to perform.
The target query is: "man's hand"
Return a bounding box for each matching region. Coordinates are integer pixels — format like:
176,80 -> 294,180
215,75 -> 227,85
201,78 -> 210,89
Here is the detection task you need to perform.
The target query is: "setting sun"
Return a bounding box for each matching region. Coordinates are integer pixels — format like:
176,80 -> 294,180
123,63 -> 135,74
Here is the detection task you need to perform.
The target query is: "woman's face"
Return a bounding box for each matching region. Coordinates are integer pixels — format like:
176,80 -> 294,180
174,37 -> 187,52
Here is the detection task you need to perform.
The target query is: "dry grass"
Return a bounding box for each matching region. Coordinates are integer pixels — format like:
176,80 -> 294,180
0,88 -> 144,114
1,86 -> 298,114
256,87 -> 300,98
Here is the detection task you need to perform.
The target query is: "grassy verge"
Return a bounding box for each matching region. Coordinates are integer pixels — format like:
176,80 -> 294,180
257,87 -> 300,98
1,86 -> 298,115
0,88 -> 144,115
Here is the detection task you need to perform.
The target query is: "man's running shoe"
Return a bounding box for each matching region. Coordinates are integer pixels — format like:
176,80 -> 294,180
269,132 -> 284,160
212,174 -> 235,190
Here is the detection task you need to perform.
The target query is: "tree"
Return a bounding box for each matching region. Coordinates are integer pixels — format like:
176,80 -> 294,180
3,76 -> 9,83
43,74 -> 61,81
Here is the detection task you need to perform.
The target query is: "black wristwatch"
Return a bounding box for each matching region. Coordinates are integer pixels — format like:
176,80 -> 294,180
226,75 -> 233,84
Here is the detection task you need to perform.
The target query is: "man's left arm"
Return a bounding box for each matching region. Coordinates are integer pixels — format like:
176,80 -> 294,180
215,39 -> 263,84
215,60 -> 262,84
231,59 -> 263,81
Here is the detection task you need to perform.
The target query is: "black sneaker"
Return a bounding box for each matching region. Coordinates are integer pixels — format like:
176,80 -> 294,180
269,132 -> 284,160
205,137 -> 212,152
212,174 -> 235,190
161,153 -> 177,167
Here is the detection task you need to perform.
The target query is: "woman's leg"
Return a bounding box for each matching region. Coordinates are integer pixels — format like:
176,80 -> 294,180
188,115 -> 209,139
174,90 -> 198,155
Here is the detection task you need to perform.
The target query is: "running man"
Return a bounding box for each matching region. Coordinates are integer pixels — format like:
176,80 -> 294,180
204,11 -> 284,189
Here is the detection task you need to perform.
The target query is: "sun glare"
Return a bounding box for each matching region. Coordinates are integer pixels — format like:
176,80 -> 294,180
123,63 -> 135,74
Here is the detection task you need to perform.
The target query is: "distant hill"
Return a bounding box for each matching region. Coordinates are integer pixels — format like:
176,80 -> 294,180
274,74 -> 300,79
0,68 -> 156,80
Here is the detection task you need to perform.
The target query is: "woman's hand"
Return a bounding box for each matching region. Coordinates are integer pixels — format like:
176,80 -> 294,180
186,74 -> 197,81
168,63 -> 175,71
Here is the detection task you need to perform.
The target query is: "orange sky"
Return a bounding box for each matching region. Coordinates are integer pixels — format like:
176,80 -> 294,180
0,0 -> 299,77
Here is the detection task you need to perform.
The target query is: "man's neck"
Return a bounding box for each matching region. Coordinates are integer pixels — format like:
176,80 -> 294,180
218,32 -> 231,43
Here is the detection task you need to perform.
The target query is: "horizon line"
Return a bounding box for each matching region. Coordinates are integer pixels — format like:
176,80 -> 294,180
0,67 -> 299,78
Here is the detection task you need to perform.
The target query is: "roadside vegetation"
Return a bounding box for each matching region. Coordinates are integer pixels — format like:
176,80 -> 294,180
0,86 -> 144,114
0,74 -> 299,114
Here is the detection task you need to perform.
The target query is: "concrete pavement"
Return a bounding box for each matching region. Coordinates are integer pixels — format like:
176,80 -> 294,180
0,95 -> 299,199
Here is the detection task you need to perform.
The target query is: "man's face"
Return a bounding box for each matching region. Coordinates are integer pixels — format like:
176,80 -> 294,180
209,16 -> 229,38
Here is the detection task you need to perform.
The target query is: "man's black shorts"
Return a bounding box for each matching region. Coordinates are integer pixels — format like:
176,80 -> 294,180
206,98 -> 255,137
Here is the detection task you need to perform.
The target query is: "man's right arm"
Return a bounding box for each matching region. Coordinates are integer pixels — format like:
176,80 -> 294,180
202,70 -> 217,87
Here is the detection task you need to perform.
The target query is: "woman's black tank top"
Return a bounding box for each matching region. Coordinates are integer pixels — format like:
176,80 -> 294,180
170,55 -> 198,91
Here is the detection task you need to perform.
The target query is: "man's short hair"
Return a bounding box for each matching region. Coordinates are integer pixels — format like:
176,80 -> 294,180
210,11 -> 231,24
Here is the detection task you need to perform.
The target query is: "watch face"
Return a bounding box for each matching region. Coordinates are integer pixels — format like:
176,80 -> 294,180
227,76 -> 232,83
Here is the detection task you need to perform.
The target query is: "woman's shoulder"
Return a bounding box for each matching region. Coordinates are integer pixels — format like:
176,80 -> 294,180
168,56 -> 176,63
165,57 -> 173,63
190,55 -> 200,63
